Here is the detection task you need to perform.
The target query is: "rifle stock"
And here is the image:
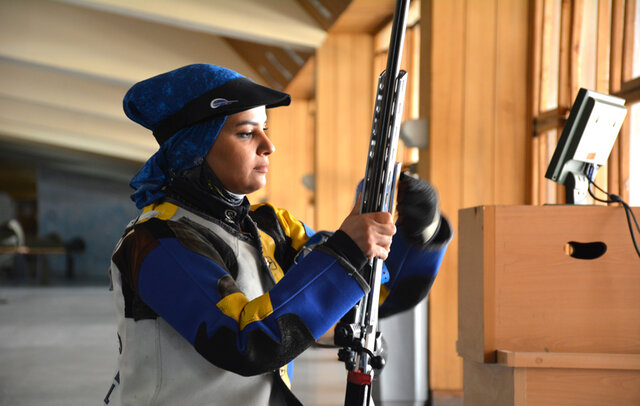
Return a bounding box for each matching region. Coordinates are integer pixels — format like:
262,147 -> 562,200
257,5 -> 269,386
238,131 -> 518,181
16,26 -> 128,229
336,1 -> 411,405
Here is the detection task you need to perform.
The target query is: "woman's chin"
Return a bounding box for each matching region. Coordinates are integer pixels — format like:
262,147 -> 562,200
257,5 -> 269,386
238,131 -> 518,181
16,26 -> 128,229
241,180 -> 266,195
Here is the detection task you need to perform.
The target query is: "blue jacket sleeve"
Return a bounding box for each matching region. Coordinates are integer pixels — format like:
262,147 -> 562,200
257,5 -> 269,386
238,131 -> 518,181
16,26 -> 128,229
379,215 -> 452,318
117,218 -> 367,376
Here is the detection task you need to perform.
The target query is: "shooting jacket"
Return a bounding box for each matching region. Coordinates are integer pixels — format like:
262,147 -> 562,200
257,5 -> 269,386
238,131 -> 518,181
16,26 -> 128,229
105,165 -> 451,406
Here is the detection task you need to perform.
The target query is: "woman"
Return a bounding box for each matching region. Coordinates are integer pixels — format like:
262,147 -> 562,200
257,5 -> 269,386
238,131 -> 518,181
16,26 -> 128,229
106,64 -> 451,405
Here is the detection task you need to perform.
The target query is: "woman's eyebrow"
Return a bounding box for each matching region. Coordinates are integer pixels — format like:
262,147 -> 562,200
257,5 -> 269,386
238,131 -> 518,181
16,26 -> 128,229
235,120 -> 265,127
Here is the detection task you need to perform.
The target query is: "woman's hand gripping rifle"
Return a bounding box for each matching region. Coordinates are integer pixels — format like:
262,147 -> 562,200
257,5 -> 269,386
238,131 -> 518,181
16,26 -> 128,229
334,1 -> 410,405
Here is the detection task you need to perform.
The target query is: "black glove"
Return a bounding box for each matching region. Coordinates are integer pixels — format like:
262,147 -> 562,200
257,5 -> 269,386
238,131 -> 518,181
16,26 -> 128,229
396,171 -> 441,246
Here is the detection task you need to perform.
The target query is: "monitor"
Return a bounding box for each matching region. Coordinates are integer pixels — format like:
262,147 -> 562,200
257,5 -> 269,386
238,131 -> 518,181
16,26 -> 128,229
545,88 -> 627,204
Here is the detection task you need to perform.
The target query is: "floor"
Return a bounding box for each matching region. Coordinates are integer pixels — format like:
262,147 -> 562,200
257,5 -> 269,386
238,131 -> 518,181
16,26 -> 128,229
0,286 -> 463,406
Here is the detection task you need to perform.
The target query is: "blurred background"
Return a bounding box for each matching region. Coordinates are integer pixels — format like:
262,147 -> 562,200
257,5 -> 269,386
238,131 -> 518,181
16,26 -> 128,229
0,0 -> 334,286
0,1 -> 639,405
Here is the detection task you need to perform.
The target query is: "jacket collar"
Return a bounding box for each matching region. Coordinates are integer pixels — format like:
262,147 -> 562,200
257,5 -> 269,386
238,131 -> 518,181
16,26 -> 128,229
164,163 -> 250,229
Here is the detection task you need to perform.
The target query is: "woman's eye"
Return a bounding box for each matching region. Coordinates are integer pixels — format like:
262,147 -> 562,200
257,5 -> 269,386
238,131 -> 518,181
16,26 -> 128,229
237,132 -> 253,139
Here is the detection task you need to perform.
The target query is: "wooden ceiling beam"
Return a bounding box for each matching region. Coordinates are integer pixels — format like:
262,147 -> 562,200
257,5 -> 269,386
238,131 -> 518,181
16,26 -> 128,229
57,0 -> 325,50
295,0 -> 352,30
225,38 -> 314,89
0,0 -> 263,85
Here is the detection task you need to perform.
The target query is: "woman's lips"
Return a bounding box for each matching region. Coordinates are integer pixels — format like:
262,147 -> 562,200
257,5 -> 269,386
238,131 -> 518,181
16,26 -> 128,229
254,164 -> 269,173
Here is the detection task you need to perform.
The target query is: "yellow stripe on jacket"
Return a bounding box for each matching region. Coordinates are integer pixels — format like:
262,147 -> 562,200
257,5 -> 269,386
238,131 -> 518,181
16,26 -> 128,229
251,203 -> 310,250
139,201 -> 179,222
216,292 -> 274,331
258,230 -> 285,283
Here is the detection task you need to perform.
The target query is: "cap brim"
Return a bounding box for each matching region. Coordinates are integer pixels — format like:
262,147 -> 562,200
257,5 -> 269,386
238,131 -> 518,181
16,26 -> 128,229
154,77 -> 291,145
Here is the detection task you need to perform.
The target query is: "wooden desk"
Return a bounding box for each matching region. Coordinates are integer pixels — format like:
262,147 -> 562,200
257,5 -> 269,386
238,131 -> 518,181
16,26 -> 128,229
457,205 -> 640,405
0,245 -> 68,284
464,351 -> 640,406
0,246 -> 66,255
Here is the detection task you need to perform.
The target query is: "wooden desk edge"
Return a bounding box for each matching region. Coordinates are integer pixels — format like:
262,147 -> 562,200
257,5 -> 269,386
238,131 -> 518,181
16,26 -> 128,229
0,246 -> 66,255
496,349 -> 640,371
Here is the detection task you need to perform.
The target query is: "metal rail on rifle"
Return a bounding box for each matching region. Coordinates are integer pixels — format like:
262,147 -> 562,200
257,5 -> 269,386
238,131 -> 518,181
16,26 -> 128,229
335,0 -> 411,405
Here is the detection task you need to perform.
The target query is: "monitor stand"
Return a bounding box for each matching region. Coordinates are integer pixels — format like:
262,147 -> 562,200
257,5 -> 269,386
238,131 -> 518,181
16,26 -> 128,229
564,171 -> 590,205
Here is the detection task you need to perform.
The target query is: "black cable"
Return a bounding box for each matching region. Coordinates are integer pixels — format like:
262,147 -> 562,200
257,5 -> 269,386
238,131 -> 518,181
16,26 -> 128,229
587,185 -> 612,203
586,166 -> 640,259
620,202 -> 640,258
588,167 -> 640,234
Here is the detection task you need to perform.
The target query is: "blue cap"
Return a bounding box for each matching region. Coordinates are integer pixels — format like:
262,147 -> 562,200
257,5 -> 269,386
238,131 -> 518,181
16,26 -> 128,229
124,64 -> 290,145
123,64 -> 290,208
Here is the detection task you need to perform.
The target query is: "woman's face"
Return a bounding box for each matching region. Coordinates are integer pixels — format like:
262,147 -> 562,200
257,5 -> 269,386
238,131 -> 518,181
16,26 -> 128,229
205,106 -> 274,194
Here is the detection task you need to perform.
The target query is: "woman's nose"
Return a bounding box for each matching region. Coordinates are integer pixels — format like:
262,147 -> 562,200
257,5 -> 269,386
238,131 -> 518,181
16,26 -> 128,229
258,131 -> 275,155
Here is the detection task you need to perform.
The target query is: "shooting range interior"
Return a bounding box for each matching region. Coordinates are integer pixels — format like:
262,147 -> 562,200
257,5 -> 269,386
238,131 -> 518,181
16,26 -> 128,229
1,1 -> 639,405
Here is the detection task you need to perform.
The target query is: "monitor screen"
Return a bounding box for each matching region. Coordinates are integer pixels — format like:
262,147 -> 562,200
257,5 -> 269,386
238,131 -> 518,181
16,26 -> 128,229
545,88 -> 627,188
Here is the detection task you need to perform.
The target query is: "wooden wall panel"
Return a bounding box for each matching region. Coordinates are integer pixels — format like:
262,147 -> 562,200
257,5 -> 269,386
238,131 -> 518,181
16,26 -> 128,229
608,0 -> 625,197
617,0 -> 635,202
315,33 -> 374,231
422,0 -> 466,390
423,0 -> 530,391
463,0 -> 497,208
267,100 -> 316,229
495,0 -> 530,204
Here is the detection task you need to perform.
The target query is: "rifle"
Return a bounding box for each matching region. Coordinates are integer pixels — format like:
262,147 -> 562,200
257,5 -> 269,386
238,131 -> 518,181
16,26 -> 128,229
335,0 -> 411,405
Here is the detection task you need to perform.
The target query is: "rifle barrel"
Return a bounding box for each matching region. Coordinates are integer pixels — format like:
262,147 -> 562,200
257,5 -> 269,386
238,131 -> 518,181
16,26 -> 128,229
340,2 -> 412,405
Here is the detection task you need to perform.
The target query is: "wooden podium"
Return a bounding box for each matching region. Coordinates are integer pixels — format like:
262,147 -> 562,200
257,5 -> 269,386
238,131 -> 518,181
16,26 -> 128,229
457,205 -> 640,406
